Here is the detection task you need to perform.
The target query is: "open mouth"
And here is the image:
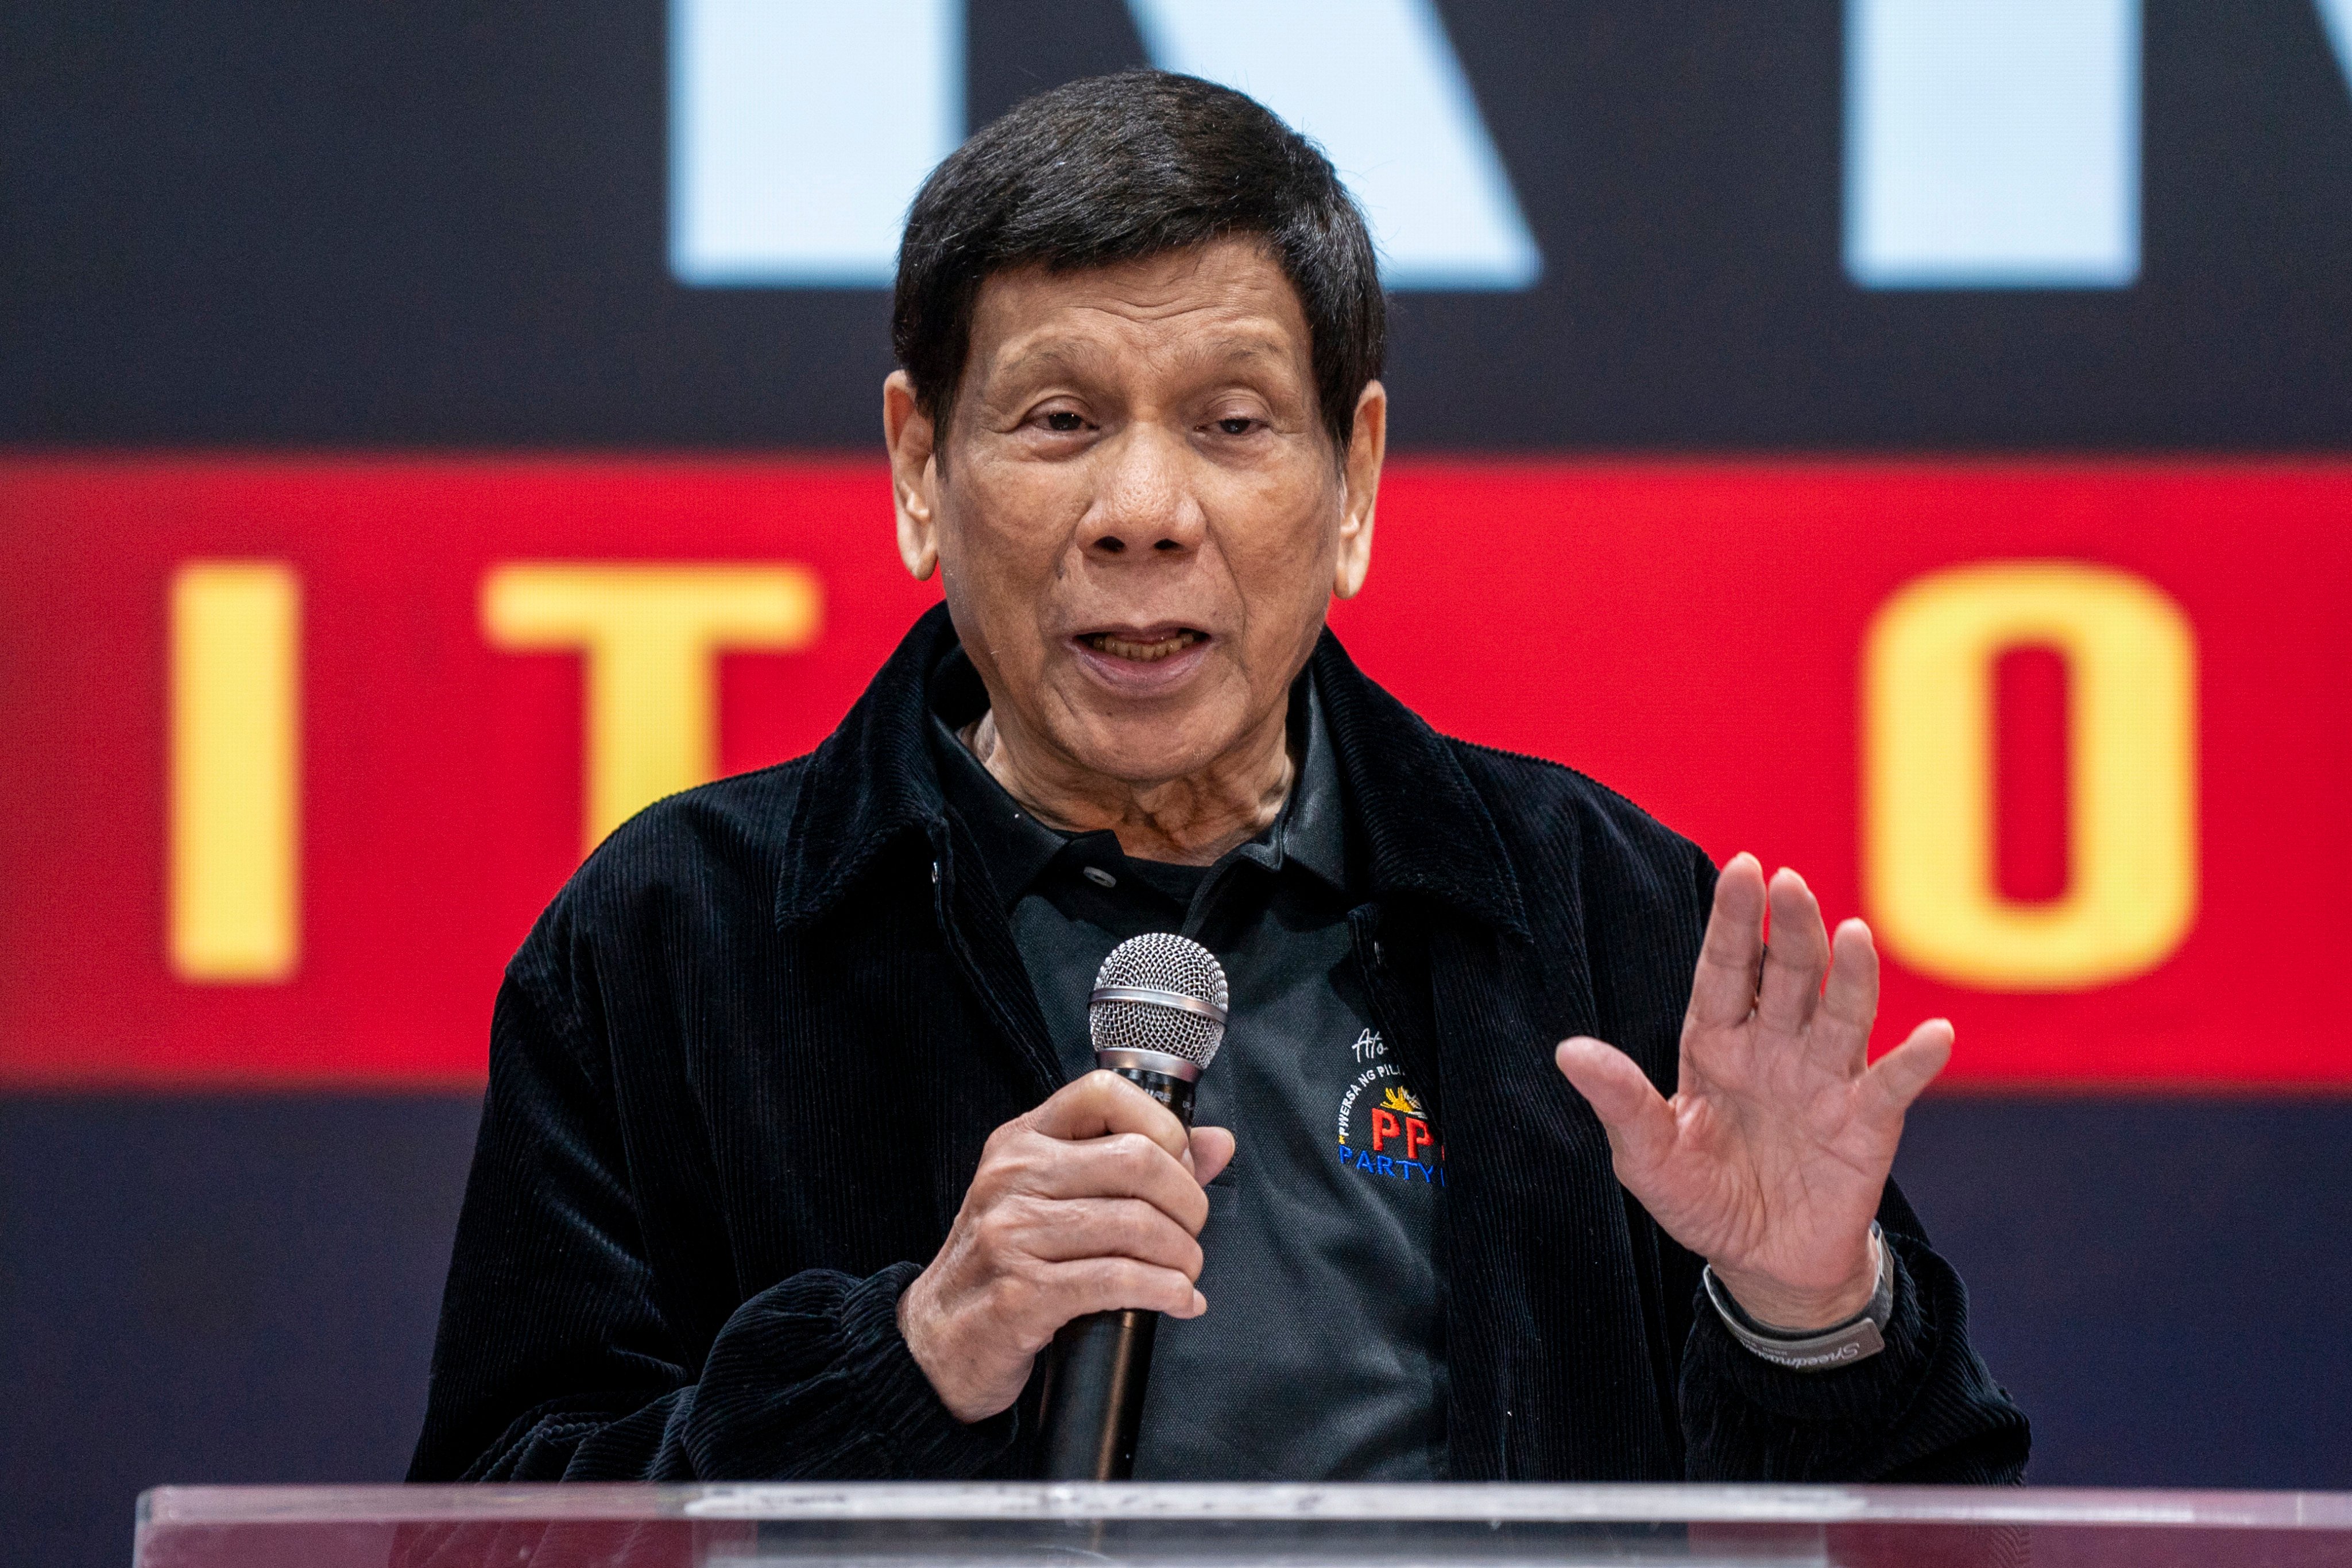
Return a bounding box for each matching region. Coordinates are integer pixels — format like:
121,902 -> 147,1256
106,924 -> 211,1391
1080,629 -> 1204,663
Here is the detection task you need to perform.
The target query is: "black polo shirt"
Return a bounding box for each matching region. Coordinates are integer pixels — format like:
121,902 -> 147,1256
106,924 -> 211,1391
928,653 -> 1448,1480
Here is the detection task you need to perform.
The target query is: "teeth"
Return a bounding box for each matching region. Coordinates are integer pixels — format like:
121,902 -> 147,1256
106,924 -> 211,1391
1089,630 -> 1200,663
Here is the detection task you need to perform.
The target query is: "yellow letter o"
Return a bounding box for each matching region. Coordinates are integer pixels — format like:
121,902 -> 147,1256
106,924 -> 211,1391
1863,561 -> 2198,991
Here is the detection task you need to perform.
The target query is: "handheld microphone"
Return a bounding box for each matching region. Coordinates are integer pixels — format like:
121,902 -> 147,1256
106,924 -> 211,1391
1036,932 -> 1229,1481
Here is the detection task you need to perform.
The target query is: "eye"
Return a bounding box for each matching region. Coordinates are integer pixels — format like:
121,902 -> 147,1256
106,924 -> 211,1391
1040,409 -> 1088,433
1212,416 -> 1260,436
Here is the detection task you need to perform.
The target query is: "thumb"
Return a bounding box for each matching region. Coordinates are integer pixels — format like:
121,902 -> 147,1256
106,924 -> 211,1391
1556,1036 -> 1675,1179
1187,1125 -> 1236,1186
1862,1019 -> 1954,1120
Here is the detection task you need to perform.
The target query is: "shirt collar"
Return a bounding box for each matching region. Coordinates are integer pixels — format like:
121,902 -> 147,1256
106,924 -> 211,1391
926,672 -> 1069,910
926,649 -> 1348,911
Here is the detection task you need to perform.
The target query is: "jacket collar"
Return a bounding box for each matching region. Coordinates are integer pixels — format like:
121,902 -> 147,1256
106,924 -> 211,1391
776,602 -> 1529,940
773,605 -> 959,929
1308,631 -> 1530,940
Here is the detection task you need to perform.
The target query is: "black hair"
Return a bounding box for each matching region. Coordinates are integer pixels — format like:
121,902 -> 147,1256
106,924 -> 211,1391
892,70 -> 1386,455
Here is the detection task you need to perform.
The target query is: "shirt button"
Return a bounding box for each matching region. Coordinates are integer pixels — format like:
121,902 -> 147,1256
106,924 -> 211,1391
1082,866 -> 1118,889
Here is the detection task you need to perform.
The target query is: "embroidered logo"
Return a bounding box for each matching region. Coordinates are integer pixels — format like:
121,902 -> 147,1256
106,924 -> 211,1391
1334,1033 -> 1444,1187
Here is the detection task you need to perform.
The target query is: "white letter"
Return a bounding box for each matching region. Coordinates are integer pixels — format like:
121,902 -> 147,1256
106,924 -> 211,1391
671,0 -> 961,285
1846,0 -> 2140,288
2317,0 -> 2352,85
1126,0 -> 1539,288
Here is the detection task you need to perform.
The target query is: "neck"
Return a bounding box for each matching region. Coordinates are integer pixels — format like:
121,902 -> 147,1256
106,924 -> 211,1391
961,707 -> 1295,866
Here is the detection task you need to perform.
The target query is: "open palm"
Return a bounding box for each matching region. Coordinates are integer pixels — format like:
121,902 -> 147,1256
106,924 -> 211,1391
1555,854 -> 1951,1328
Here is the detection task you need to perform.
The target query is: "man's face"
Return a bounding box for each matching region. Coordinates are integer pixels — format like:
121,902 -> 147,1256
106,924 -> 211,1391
884,239 -> 1384,789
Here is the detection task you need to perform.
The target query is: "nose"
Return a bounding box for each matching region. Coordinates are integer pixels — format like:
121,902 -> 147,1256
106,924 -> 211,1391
1082,424 -> 1206,559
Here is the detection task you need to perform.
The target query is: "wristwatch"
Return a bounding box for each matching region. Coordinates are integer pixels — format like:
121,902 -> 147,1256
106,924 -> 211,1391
1702,1222 -> 1893,1372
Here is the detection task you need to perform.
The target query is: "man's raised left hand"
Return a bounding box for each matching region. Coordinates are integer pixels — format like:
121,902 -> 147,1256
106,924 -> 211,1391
1554,853 -> 1951,1330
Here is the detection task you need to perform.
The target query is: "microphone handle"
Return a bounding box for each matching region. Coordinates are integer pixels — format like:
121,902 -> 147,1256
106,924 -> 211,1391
1036,1060 -> 1197,1480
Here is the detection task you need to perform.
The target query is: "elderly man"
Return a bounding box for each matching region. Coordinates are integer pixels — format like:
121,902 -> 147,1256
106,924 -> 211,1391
411,72 -> 2026,1484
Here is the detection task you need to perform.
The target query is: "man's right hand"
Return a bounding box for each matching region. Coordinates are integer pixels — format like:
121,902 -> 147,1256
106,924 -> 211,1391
898,1070 -> 1236,1423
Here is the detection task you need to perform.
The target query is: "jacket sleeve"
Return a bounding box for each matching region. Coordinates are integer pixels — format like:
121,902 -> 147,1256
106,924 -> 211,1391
1675,1183 -> 2032,1482
407,944 -> 1018,1482
1667,845 -> 2031,1483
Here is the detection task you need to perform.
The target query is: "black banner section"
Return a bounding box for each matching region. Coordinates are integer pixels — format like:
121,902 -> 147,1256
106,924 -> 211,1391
7,0 -> 2352,451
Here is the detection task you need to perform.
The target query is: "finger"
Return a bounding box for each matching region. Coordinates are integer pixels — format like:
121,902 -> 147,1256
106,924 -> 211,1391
1860,1019 -> 1954,1121
1016,1197 -> 1205,1277
1689,853 -> 1767,1029
1817,917 -> 1881,1073
1556,1036 -> 1677,1182
1046,1257 -> 1208,1321
1755,868 -> 1829,1033
1189,1125 -> 1236,1186
1028,1070 -> 1190,1159
1013,1131 -> 1212,1233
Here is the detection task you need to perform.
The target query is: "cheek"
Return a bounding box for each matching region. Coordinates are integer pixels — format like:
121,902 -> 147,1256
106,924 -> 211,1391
938,467 -> 1073,624
1220,483 -> 1344,616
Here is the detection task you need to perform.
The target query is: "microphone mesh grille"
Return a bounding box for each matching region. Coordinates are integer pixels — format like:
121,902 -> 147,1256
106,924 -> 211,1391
1089,932 -> 1229,1070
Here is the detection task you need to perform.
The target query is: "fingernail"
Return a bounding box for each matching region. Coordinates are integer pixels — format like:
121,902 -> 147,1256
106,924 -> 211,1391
1191,1291 -> 1208,1316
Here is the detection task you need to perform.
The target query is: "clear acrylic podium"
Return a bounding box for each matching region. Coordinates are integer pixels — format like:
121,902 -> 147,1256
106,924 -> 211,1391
133,1482 -> 2352,1568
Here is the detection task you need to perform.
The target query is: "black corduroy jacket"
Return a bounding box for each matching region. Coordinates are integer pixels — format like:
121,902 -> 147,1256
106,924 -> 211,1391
410,604 -> 2029,1485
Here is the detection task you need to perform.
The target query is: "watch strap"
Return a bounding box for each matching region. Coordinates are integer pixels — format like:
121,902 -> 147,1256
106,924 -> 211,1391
1702,1221 -> 1893,1372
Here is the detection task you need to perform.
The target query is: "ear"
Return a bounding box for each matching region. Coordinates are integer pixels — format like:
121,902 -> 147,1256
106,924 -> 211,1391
884,370 -> 941,582
1333,380 -> 1387,600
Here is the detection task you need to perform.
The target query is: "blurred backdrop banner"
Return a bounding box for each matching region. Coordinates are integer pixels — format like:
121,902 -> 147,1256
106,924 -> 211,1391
9,3 -> 2352,1563
7,458 -> 2352,1087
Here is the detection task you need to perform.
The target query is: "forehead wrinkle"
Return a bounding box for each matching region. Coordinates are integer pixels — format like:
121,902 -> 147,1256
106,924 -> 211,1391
974,273 -> 1246,360
993,235 -> 1283,318
981,322 -> 1305,398
968,245 -> 1310,393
